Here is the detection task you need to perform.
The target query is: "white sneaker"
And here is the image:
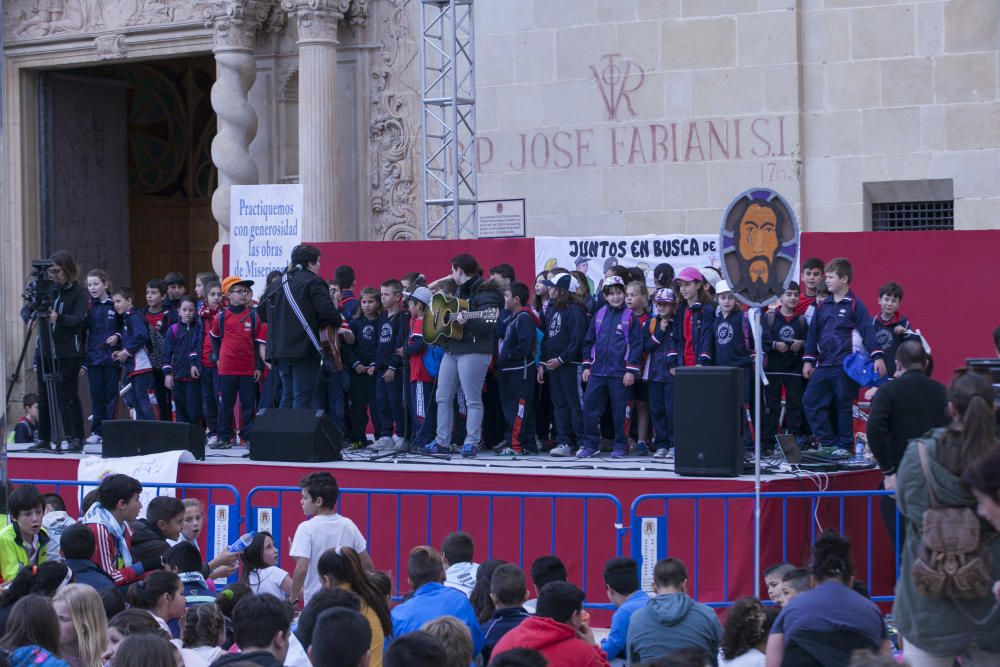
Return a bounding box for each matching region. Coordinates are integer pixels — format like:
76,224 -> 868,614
550,443 -> 574,457
653,447 -> 669,459
374,436 -> 394,451
84,434 -> 102,445
392,436 -> 409,452
206,435 -> 219,446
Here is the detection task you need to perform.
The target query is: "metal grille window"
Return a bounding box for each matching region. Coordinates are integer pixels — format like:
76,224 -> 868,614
871,200 -> 954,231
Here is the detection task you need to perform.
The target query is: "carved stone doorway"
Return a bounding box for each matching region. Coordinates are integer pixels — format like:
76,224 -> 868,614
45,55 -> 218,299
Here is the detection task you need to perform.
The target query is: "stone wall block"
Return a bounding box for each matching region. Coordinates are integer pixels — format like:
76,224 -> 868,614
661,17 -> 736,70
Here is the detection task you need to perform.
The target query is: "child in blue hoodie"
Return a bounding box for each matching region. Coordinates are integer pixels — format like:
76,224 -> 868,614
645,288 -> 677,459
578,276 -> 642,459
712,281 -> 755,450
497,282 -> 541,455
83,269 -> 119,445
539,274 -> 588,458
163,296 -> 202,426
109,287 -> 157,421
345,288 -> 382,449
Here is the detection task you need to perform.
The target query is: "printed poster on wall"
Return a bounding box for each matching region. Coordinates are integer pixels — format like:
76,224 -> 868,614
535,234 -> 720,293
229,184 -> 303,299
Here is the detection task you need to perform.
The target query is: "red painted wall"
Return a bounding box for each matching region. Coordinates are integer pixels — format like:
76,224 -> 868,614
226,229 -> 1000,381
800,230 -> 1000,382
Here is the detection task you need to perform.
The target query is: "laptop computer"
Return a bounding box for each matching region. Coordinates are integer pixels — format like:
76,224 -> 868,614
774,434 -> 802,465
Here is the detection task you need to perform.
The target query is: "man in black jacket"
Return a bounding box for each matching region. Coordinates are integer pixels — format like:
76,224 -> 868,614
866,340 -> 949,551
260,244 -> 342,409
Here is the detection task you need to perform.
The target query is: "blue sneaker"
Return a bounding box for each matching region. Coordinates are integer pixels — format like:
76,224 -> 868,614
634,440 -> 649,456
421,443 -> 450,455
610,448 -> 627,459
460,443 -> 478,458
576,446 -> 599,459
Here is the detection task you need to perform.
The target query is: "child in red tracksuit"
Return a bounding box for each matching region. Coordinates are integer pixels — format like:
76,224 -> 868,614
210,277 -> 266,448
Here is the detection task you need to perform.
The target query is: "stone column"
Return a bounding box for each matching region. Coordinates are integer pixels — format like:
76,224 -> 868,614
283,0 -> 351,242
202,0 -> 273,272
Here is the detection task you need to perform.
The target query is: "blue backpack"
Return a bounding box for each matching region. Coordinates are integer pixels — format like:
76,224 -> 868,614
423,344 -> 445,379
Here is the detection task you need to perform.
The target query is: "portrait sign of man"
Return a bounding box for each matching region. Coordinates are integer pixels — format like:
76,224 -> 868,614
719,188 -> 799,308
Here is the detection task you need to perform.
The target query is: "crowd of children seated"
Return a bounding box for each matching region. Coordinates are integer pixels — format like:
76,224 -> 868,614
0,467 -> 976,666
13,251 -> 920,461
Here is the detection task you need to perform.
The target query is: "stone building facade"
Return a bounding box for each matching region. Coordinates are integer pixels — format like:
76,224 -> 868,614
1,0 -> 998,365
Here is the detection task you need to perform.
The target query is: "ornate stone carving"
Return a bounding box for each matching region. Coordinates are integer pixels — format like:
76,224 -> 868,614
281,0 -> 349,43
202,1 -> 273,269
347,0 -> 369,29
94,34 -> 127,60
4,0 -> 198,40
369,0 -> 419,240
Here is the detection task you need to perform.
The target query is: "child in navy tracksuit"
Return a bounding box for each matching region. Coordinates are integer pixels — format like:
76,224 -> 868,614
871,281 -> 919,377
109,287 -> 157,421
763,283 -> 808,445
802,258 -> 884,449
346,288 -> 381,449
198,280 -> 223,445
645,288 -> 677,459
578,276 -> 642,459
539,274 -> 587,457
712,281 -> 755,449
497,282 -> 540,455
375,280 -> 407,450
404,287 -> 437,447
163,296 -> 202,425
667,266 -> 716,370
83,269 -> 119,443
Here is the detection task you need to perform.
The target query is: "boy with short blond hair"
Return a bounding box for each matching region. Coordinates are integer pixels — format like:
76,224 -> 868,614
802,258 -> 884,449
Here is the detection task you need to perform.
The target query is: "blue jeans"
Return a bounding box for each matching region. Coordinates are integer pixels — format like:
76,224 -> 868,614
803,365 -> 853,448
277,357 -> 322,409
313,367 -> 346,435
87,364 -> 119,435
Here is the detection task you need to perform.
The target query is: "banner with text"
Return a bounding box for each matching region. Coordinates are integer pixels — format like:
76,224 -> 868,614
229,184 -> 303,299
535,234 -> 721,292
77,451 -> 195,519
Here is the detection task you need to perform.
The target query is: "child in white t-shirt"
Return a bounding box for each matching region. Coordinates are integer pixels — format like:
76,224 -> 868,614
239,530 -> 291,599
289,472 -> 372,605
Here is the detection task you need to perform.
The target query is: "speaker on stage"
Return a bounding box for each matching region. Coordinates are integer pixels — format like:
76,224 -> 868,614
249,409 -> 342,462
674,367 -> 743,477
102,420 -> 206,460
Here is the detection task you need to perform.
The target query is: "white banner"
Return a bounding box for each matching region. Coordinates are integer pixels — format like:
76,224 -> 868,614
77,451 -> 194,519
534,234 -> 721,291
229,184 -> 304,299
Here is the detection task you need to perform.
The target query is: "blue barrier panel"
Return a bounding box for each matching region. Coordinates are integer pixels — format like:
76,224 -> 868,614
13,478 -> 242,582
630,490 -> 899,608
247,486 -> 625,610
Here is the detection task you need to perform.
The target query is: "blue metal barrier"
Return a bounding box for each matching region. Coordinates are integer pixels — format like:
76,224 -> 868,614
247,486 -> 625,609
14,478 -> 243,579
630,490 -> 900,608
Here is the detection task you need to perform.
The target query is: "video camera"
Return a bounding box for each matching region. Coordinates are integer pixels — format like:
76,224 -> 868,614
22,259 -> 57,315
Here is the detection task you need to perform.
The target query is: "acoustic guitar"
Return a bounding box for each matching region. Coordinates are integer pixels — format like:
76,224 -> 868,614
423,292 -> 500,344
319,324 -> 342,370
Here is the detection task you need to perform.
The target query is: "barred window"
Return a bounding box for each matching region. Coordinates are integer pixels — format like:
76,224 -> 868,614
871,200 -> 954,231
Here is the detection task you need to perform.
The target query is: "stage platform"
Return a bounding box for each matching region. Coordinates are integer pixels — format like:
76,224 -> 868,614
6,443 -> 893,613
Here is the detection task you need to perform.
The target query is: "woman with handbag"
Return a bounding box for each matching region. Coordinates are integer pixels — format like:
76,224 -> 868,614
893,369 -> 1000,666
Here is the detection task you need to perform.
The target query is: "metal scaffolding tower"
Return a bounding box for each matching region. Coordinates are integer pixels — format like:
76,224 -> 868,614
420,0 -> 478,239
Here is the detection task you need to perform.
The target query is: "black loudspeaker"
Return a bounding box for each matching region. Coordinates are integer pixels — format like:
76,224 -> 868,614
674,367 -> 744,477
249,409 -> 342,462
102,420 -> 206,460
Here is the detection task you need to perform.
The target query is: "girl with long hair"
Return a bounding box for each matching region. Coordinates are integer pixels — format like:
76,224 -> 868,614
53,585 -> 106,667
469,559 -> 506,624
124,572 -> 185,637
317,546 -> 391,667
0,562 -> 70,635
0,595 -> 65,666
181,603 -> 226,664
894,370 -> 1000,666
238,531 -> 291,599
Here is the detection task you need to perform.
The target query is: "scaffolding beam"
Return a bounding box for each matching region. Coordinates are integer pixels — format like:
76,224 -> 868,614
419,0 -> 478,239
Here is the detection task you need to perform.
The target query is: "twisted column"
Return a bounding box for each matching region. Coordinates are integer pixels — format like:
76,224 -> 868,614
204,1 -> 272,271
283,0 -> 351,241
